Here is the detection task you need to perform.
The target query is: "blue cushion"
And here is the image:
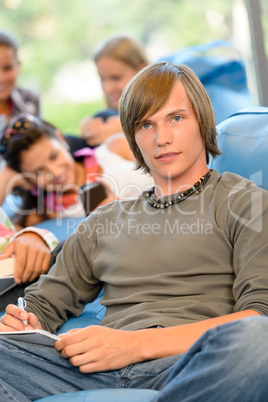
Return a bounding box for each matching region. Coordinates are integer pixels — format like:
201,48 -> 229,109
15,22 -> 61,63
36,389 -> 159,402
209,107 -> 268,190
33,217 -> 85,242
2,197 -> 85,241
57,290 -> 106,334
159,40 -> 255,124
205,85 -> 253,128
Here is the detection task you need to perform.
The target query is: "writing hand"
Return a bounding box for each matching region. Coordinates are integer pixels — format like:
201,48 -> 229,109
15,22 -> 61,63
0,303 -> 42,332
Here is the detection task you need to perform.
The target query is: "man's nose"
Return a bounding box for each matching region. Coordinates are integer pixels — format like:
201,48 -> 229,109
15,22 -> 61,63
156,124 -> 173,146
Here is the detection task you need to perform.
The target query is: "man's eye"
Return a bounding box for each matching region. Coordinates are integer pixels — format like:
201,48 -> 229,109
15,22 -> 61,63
142,123 -> 151,130
173,116 -> 182,122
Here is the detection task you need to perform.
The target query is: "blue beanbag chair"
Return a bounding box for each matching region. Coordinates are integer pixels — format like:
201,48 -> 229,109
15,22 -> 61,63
159,40 -> 255,124
36,389 -> 159,402
209,107 -> 268,190
33,217 -> 85,242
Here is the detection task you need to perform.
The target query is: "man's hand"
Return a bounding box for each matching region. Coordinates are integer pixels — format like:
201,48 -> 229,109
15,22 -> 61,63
80,116 -> 122,147
55,326 -> 142,373
0,232 -> 51,283
0,303 -> 42,332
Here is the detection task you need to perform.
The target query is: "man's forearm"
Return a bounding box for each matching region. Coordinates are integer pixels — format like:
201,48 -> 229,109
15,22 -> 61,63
135,310 -> 260,362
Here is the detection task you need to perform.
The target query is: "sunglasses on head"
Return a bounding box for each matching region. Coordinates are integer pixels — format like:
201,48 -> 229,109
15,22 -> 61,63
0,114 -> 41,155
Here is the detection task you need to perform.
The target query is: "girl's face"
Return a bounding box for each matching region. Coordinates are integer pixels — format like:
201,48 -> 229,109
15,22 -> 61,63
0,45 -> 20,104
96,56 -> 138,109
19,137 -> 77,192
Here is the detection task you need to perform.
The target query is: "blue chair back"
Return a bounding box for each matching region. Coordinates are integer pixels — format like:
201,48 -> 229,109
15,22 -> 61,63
159,40 -> 255,124
209,107 -> 268,190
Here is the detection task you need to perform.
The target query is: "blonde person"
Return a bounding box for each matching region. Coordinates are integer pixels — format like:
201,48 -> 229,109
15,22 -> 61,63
80,34 -> 149,147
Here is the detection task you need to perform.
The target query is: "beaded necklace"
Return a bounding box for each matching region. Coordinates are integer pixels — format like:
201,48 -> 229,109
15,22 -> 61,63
145,169 -> 213,209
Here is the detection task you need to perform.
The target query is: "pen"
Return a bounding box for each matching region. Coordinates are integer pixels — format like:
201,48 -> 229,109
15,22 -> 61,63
17,297 -> 28,325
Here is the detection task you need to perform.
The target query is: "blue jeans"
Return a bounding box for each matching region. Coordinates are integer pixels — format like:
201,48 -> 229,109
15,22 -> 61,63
0,316 -> 267,401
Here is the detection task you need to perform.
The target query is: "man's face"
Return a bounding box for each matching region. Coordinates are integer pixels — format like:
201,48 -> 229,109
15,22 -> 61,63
135,80 -> 207,196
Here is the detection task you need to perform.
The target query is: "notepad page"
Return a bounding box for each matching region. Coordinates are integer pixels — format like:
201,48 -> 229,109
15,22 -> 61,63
0,257 -> 15,277
0,329 -> 60,347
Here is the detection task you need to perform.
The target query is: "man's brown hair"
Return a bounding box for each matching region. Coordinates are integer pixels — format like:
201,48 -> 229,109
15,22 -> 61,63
119,62 -> 221,173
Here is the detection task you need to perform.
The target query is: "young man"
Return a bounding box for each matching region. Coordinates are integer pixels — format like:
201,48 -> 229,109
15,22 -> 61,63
0,62 -> 268,401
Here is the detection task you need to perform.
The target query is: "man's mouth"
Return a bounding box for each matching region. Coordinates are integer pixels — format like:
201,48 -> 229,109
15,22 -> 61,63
156,152 -> 180,161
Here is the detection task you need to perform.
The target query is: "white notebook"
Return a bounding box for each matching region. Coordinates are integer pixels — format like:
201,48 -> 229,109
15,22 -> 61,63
0,329 -> 60,347
0,257 -> 16,296
0,257 -> 15,277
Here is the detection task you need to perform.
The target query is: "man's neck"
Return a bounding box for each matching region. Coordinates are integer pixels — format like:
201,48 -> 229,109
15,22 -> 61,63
153,167 -> 209,198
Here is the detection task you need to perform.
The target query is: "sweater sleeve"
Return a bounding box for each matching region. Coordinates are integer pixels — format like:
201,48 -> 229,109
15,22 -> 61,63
24,213 -> 102,333
227,182 -> 268,316
10,227 -> 59,252
0,208 -> 16,253
0,207 -> 58,252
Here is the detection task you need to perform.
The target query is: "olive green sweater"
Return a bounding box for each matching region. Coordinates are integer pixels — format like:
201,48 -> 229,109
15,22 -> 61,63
25,170 -> 268,333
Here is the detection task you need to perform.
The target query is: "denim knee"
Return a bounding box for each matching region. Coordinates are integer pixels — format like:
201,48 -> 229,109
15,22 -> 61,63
230,316 -> 268,366
154,316 -> 268,402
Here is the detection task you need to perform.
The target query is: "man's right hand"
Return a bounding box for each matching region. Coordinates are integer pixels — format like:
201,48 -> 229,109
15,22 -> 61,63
0,303 -> 42,332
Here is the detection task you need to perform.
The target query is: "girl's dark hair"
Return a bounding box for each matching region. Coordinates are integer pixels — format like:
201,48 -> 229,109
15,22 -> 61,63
1,114 -> 58,172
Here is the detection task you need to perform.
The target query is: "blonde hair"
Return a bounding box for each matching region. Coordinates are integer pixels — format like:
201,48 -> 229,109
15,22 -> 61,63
93,34 -> 149,71
119,62 -> 221,173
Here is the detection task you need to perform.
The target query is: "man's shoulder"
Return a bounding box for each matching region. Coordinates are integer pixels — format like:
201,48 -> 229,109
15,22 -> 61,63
214,170 -> 264,192
210,171 -> 268,213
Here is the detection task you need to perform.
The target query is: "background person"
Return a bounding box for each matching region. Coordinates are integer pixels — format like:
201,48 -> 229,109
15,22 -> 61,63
0,31 -> 40,138
79,34 -> 149,147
